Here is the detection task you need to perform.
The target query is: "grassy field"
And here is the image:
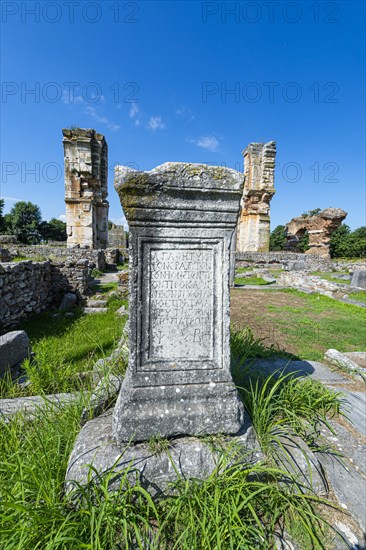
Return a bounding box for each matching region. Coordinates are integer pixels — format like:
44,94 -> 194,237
311,271 -> 351,285
0,293 -> 127,397
234,276 -> 272,286
348,291 -> 366,303
231,288 -> 366,361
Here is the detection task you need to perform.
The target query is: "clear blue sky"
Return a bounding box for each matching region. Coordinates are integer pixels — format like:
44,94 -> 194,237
1,0 -> 365,230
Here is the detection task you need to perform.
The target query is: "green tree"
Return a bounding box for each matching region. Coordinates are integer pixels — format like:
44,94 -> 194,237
8,201 -> 42,244
301,208 -> 322,218
329,224 -> 351,257
39,218 -> 67,242
329,224 -> 366,258
269,225 -> 286,251
296,230 -> 310,253
0,198 -> 4,232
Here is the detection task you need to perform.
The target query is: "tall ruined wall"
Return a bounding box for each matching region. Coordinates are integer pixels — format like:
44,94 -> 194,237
0,259 -> 93,329
236,141 -> 276,253
63,128 -> 109,249
108,224 -> 127,248
285,208 -> 347,259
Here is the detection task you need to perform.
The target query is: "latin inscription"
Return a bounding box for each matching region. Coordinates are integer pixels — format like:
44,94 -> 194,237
148,248 -> 214,361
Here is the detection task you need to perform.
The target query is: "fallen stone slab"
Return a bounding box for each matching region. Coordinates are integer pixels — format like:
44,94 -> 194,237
0,392 -> 80,419
321,418 -> 366,479
325,349 -> 365,374
0,330 -> 31,377
59,292 -> 77,312
66,408 -> 260,497
340,391 -> 366,437
237,358 -> 352,386
83,307 -> 108,314
350,270 -> 366,289
116,305 -> 128,316
86,299 -> 108,308
81,373 -> 124,423
317,449 -> 366,533
344,352 -> 366,368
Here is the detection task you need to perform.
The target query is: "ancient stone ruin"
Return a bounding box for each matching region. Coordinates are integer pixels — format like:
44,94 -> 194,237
285,208 -> 347,258
108,223 -> 127,248
63,128 -> 109,249
236,141 -> 276,253
66,162 -> 253,492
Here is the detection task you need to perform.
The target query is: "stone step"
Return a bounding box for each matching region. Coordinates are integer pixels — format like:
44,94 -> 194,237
83,307 -> 109,315
86,299 -> 108,308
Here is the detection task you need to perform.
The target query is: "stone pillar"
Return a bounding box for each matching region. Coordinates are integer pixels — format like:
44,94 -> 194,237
62,128 -> 109,249
236,141 -> 276,253
113,162 -> 246,443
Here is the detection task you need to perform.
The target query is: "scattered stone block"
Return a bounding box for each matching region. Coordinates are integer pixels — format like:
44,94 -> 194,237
0,392 -> 79,419
116,305 -> 128,316
66,410 -> 259,496
83,307 -> 108,314
350,270 -> 366,289
325,349 -> 362,372
58,292 -> 77,312
0,330 -> 31,377
343,352 -> 366,368
86,299 -> 107,308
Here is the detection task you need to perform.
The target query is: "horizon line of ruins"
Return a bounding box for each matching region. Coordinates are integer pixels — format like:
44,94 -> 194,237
63,128 -> 347,259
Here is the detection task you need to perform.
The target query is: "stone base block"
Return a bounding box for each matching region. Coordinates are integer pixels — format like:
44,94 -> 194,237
66,408 -> 259,497
112,375 -> 246,443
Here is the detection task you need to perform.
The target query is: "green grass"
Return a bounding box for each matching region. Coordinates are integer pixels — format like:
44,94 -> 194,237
348,291 -> 366,303
0,399 -> 337,549
235,276 -> 272,286
89,281 -> 119,294
0,329 -> 345,549
264,289 -> 366,361
11,255 -> 48,262
311,271 -> 350,285
0,300 -> 127,397
236,266 -> 255,274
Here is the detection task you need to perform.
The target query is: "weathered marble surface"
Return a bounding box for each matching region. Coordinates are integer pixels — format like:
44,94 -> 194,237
113,162 -> 246,443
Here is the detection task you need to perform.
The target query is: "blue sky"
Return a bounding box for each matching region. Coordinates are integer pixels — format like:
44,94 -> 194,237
1,0 -> 365,230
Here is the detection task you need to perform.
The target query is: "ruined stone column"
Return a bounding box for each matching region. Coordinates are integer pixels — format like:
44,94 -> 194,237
113,162 -> 246,442
236,141 -> 276,253
62,128 -> 109,249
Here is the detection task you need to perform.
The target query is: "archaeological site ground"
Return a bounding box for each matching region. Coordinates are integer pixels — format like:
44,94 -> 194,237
0,126 -> 365,550
1,2 -> 365,549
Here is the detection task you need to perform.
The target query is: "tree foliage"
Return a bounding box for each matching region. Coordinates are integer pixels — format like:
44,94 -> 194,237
39,218 -> 67,242
0,201 -> 67,243
330,224 -> 366,258
7,201 -> 42,244
296,230 -> 310,253
301,208 -> 322,218
269,225 -> 286,251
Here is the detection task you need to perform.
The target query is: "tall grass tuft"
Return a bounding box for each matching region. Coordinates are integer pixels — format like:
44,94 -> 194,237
0,399 -> 334,549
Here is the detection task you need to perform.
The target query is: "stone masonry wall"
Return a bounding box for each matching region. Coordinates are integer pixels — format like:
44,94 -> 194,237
0,259 -> 93,329
2,244 -> 106,271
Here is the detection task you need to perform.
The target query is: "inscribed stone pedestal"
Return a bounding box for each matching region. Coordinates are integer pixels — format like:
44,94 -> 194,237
113,162 -> 246,443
